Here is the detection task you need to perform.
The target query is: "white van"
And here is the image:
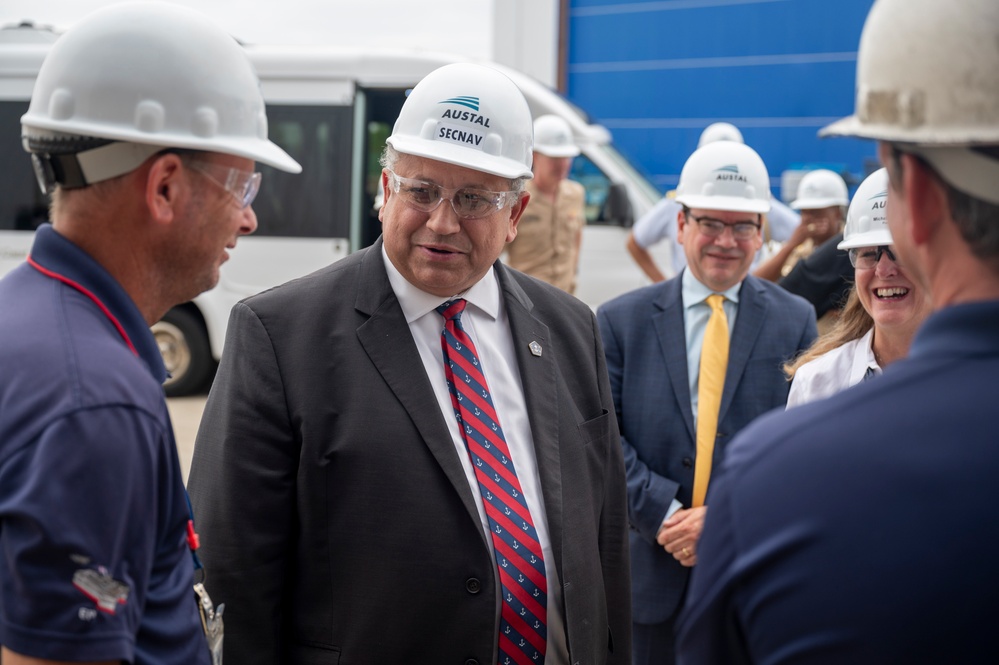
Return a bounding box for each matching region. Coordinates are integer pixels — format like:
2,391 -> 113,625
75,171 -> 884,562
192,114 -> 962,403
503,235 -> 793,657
0,24 -> 664,395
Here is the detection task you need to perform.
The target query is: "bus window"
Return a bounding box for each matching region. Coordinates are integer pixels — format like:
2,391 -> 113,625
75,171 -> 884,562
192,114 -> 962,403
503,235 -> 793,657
252,104 -> 353,240
0,101 -> 49,232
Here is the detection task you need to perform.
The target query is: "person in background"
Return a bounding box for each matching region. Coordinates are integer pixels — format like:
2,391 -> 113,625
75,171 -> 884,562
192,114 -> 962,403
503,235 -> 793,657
505,114 -> 586,294
677,0 -> 999,661
189,62 -> 631,665
598,139 -> 816,665
754,169 -> 848,282
626,122 -> 800,282
784,168 -> 931,406
0,3 -> 301,664
777,229 -> 855,333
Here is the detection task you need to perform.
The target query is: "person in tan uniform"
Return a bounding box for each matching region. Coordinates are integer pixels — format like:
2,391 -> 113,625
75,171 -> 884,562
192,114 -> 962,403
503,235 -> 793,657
506,114 -> 586,293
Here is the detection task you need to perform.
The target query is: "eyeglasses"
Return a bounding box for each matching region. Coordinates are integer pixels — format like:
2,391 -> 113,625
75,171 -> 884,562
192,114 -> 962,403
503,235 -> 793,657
848,245 -> 901,269
686,213 -> 761,241
386,170 -> 520,220
186,158 -> 262,209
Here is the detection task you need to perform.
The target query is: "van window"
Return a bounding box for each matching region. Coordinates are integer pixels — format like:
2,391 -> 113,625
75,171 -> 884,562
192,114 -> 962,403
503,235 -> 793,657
571,154 -> 613,225
252,104 -> 353,239
0,101 -> 49,231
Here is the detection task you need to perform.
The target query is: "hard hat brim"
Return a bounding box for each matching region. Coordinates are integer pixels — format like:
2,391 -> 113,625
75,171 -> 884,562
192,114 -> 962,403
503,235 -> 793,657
791,197 -> 849,210
837,229 -> 894,250
535,145 -> 581,158
673,194 -> 771,214
22,114 -> 302,174
388,134 -> 534,180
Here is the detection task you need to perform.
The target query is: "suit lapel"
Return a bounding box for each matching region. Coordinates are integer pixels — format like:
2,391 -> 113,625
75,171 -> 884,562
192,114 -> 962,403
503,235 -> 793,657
653,277 -> 696,441
354,239 -> 483,529
496,265 -> 564,569
719,276 -> 768,422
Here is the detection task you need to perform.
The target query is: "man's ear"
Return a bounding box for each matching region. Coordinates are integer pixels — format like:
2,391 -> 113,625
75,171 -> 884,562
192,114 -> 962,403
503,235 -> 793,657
378,169 -> 391,223
901,153 -> 947,247
676,209 -> 686,246
145,153 -> 186,224
505,190 -> 530,243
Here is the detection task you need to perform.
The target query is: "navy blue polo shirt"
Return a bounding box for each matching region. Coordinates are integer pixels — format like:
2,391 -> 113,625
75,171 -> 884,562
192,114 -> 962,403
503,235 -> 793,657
0,225 -> 208,664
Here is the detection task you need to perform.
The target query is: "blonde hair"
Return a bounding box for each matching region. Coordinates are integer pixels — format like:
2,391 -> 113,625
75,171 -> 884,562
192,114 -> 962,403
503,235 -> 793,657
784,285 -> 873,380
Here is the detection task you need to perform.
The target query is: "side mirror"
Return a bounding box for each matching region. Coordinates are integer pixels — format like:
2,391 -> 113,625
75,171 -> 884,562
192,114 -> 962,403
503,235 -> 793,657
601,182 -> 634,228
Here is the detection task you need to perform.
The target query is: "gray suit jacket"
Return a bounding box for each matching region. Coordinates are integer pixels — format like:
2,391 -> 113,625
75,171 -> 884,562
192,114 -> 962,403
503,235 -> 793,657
188,238 -> 632,664
596,274 -> 816,625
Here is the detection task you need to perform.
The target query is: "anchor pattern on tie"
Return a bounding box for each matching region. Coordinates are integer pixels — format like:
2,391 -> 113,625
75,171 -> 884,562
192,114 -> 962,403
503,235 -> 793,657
437,299 -> 547,665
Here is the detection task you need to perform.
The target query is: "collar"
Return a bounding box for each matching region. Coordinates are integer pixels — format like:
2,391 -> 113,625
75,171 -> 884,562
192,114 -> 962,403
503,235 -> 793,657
681,267 -> 742,310
28,224 -> 167,383
380,245 -> 501,324
909,300 -> 999,360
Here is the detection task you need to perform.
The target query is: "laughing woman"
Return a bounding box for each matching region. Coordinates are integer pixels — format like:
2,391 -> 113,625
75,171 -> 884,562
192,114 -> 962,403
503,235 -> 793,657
785,168 -> 932,407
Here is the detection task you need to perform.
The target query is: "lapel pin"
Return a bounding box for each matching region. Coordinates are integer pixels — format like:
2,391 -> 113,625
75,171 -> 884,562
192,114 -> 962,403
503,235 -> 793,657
529,341 -> 543,357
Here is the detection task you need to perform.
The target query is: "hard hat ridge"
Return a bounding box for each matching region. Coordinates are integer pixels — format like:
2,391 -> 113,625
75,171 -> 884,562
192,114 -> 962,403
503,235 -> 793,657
21,0 -> 301,191
838,168 -> 891,250
674,140 -> 772,214
791,169 -> 850,210
386,62 -> 534,180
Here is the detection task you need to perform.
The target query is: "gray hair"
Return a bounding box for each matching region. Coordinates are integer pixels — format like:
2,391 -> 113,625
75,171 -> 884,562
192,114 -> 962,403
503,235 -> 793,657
886,144 -> 999,274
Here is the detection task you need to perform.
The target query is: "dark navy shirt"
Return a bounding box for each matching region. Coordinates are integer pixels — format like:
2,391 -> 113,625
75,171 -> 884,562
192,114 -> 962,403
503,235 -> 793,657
677,300 -> 999,663
0,225 -> 208,664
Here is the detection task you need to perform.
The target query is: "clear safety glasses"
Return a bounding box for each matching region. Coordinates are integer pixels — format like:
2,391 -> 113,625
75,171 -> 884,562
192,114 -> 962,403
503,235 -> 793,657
686,213 -> 762,241
186,158 -> 262,209
848,245 -> 901,269
386,170 -> 520,220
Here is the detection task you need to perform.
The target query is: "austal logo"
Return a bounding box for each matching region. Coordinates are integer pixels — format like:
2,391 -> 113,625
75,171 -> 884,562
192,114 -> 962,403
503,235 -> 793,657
714,164 -> 747,182
440,96 -> 480,111
870,190 -> 888,208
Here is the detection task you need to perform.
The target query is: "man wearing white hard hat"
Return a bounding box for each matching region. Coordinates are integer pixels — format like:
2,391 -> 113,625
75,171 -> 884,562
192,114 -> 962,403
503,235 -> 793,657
505,114 -> 587,294
0,3 -> 301,664
753,168 -> 849,281
626,122 -> 800,282
189,62 -> 631,665
597,140 -> 816,665
678,1 -> 999,662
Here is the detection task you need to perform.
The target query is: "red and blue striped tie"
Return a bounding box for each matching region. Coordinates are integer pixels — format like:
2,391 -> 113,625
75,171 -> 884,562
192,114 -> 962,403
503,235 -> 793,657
436,299 -> 548,665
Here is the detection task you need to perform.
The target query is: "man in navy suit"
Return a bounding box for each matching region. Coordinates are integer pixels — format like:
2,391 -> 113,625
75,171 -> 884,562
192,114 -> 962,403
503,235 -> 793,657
597,140 -> 816,665
677,1 -> 999,662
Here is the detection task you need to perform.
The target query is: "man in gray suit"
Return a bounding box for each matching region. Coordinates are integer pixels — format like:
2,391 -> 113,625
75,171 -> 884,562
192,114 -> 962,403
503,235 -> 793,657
188,62 -> 631,665
596,140 -> 816,665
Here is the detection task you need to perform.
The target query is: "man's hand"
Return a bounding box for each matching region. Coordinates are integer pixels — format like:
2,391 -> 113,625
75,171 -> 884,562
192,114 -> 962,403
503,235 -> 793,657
657,506 -> 707,567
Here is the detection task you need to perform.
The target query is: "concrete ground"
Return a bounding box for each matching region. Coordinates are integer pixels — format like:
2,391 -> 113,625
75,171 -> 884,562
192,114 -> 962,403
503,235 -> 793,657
166,396 -> 207,484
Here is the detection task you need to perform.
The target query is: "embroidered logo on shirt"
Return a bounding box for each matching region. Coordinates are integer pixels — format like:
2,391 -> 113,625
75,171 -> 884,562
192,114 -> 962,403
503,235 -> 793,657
73,566 -> 130,614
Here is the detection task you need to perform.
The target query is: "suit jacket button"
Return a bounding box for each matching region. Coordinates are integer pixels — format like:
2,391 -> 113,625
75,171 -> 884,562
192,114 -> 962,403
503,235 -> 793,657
466,578 -> 481,594
682,457 -> 693,468
465,660 -> 480,665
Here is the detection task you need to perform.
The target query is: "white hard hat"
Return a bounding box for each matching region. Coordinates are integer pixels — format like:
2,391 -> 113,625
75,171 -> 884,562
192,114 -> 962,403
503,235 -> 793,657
820,0 -> 999,205
790,169 -> 849,210
386,63 -> 533,179
838,168 -> 891,250
21,1 -> 300,185
674,141 -> 771,214
533,114 -> 580,158
697,122 -> 744,148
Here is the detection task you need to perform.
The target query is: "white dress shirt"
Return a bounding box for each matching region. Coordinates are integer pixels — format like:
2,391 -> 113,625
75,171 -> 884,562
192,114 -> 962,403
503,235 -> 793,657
663,269 -> 741,521
382,248 -> 569,663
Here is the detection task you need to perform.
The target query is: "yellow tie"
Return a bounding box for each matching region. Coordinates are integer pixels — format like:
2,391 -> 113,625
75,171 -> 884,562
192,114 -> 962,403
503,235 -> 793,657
692,294 -> 729,508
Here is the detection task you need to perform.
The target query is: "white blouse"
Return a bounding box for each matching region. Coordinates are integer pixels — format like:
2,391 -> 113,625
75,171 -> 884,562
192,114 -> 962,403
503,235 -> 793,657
786,328 -> 881,408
